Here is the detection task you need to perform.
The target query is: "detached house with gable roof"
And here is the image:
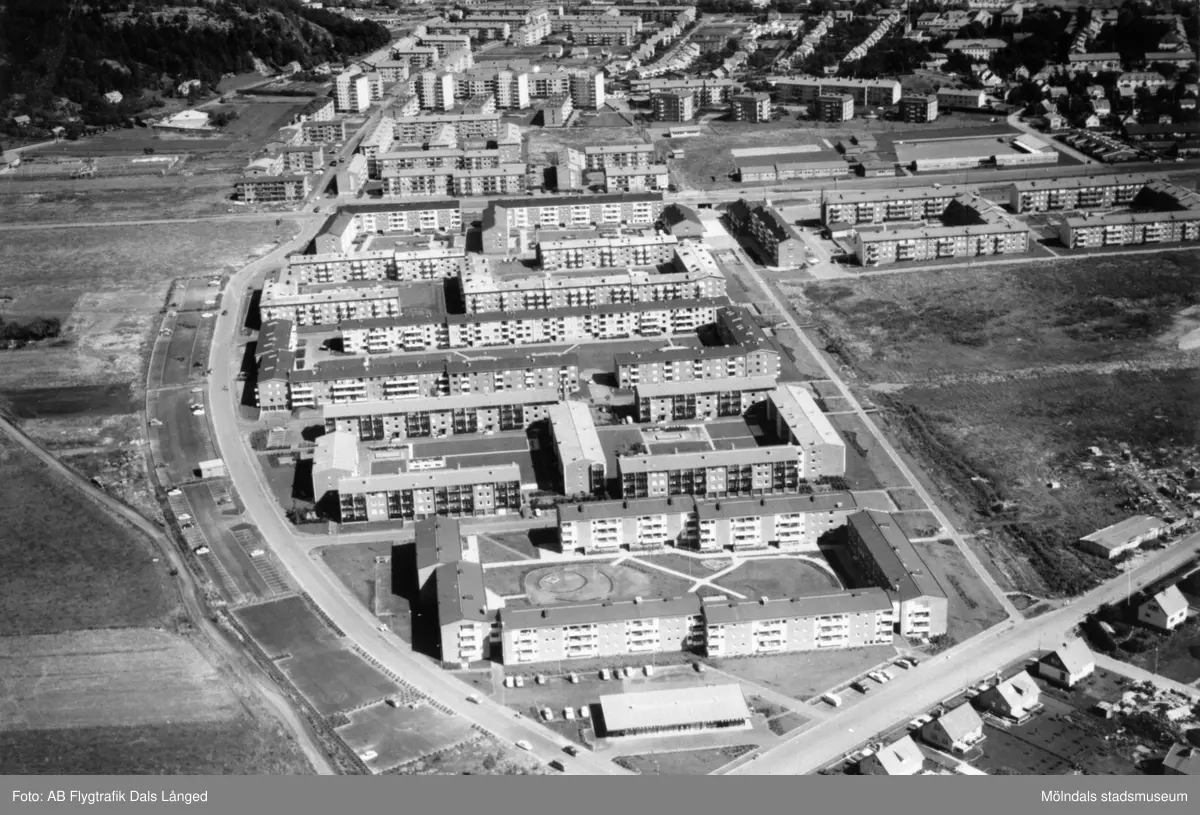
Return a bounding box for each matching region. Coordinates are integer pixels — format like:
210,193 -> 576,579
1037,638 -> 1095,687
977,671 -> 1042,721
921,704 -> 985,754
1138,585 -> 1189,632
860,735 -> 925,775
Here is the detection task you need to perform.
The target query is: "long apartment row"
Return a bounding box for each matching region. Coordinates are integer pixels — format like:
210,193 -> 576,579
256,304 -> 777,412
422,511 -> 947,667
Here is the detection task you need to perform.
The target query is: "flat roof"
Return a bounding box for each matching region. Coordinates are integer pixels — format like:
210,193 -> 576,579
492,192 -> 663,209
599,684 -> 749,734
768,383 -> 843,449
321,388 -> 560,418
502,595 -> 702,629
635,375 -> 776,399
703,588 -> 893,624
337,461 -> 521,492
896,138 -> 1018,163
618,443 -> 801,473
848,510 -> 946,602
1010,173 -> 1151,193
556,496 -> 697,523
548,401 -> 605,467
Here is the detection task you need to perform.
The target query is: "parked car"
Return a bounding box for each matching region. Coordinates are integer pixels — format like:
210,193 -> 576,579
516,740 -> 532,751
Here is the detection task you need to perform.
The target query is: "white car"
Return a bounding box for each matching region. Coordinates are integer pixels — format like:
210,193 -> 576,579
191,407 -> 206,416
358,750 -> 377,761
176,513 -> 192,522
250,548 -> 265,557
193,546 -> 210,555
516,740 -> 532,751
149,419 -> 163,427
167,488 -> 182,497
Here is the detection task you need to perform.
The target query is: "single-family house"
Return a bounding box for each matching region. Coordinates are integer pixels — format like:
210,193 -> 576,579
860,735 -> 925,776
1163,743 -> 1200,775
1037,638 -> 1095,688
1138,585 -> 1189,632
977,671 -> 1042,721
921,704 -> 985,754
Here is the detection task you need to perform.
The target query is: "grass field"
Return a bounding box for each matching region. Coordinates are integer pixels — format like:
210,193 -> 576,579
317,540 -> 412,627
0,175 -> 241,223
713,558 -> 841,599
281,649 -> 399,717
616,745 -> 755,775
0,630 -> 240,730
234,595 -> 341,659
0,716 -> 316,775
0,436 -> 177,636
0,221 -> 293,390
714,644 -> 897,701
795,253 -> 1200,597
485,561 -> 693,603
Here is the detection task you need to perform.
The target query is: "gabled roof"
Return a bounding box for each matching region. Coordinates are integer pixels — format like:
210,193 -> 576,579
1164,743 -> 1200,775
930,703 -> 983,744
1146,585 -> 1189,617
870,735 -> 925,775
1041,638 -> 1094,676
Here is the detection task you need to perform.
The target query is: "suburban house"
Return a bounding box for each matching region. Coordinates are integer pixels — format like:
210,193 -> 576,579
977,671 -> 1042,721
1037,638 -> 1096,688
1163,743 -> 1200,775
920,704 -> 985,754
1138,585 -> 1189,632
859,735 -> 925,775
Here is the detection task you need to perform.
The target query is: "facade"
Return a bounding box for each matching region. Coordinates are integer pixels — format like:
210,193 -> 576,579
603,164 -> 670,193
322,389 -> 559,441
1037,638 -> 1096,688
765,383 -> 846,477
1008,174 -> 1151,213
816,94 -> 854,122
557,497 -> 695,554
635,375 -> 776,423
235,174 -> 311,203
618,444 -> 805,499
306,201 -> 464,266
822,186 -> 959,226
338,463 -> 524,523
860,736 -> 925,776
731,93 -> 772,123
704,590 -> 895,657
534,233 -> 678,273
900,95 -> 938,123
482,193 -> 665,254
920,704 -> 985,754
653,89 -> 695,122
1138,586 -> 1189,632
853,197 -> 1030,267
258,279 -> 401,326
1077,514 -> 1166,559
500,596 -> 705,663
1060,209 -> 1200,249
770,76 -> 901,107
743,204 -> 806,266
548,401 -> 607,496
584,144 -> 656,170
336,72 -> 372,113
436,561 -> 492,665
845,510 -> 949,639
936,87 -> 987,110
631,78 -> 734,107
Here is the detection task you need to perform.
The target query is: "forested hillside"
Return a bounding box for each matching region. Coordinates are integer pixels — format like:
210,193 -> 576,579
0,0 -> 388,125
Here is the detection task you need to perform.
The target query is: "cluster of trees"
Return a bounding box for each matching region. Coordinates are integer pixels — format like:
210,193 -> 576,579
0,0 -> 388,126
0,316 -> 62,346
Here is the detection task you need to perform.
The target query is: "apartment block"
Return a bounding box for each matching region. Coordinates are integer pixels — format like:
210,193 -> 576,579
338,463 -> 524,522
704,590 -> 895,657
935,87 -> 987,109
234,174 -> 311,203
618,445 -> 805,499
695,492 -> 860,552
282,145 -> 324,173
500,597 -> 705,664
769,76 -> 901,107
635,376 -> 776,423
765,383 -> 847,477
845,510 -> 949,639
415,70 -> 456,110
604,164 -> 669,193
854,195 -> 1030,266
482,193 -> 665,254
584,144 -> 656,170
631,78 -> 734,107
436,561 -> 493,665
296,97 -> 336,122
335,72 -> 372,113
322,389 -> 558,441
822,187 -> 960,226
452,68 -> 531,109
900,95 -> 938,123
392,112 -> 502,142
614,306 -> 780,389
548,401 -> 607,496
534,233 -> 678,273
340,298 -> 722,355
731,93 -> 772,123
557,497 -> 696,554
653,88 -> 695,122
1007,173 -> 1151,213
816,94 -> 855,122
313,201 -> 463,256
258,278 -> 401,326
1060,210 -> 1200,248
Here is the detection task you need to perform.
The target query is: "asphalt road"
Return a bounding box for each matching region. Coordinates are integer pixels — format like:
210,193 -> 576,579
205,207 -> 630,776
731,534 -> 1200,775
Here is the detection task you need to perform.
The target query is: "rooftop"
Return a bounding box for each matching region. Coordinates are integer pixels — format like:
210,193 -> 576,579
415,515 -> 465,572
847,510 -> 946,602
599,684 -> 749,733
1079,515 -> 1166,551
549,401 -> 606,467
436,561 -> 493,625
502,595 -> 702,629
634,375 -> 777,399
767,383 -> 843,448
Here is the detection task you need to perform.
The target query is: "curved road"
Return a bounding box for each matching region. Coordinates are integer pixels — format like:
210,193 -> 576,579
205,218 -> 630,776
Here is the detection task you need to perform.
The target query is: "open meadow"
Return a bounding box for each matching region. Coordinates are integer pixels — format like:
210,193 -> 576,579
793,253 -> 1200,597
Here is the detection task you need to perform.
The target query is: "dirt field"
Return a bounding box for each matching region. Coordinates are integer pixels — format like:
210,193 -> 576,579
234,595 -> 342,659
0,221 -> 293,391
713,557 -> 841,598
616,745 -> 755,774
389,733 -> 549,775
0,175 -> 241,224
0,629 -> 240,730
336,701 -> 475,773
318,541 -> 411,624
0,436 -> 177,636
795,253 -> 1200,597
912,539 -> 1009,643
